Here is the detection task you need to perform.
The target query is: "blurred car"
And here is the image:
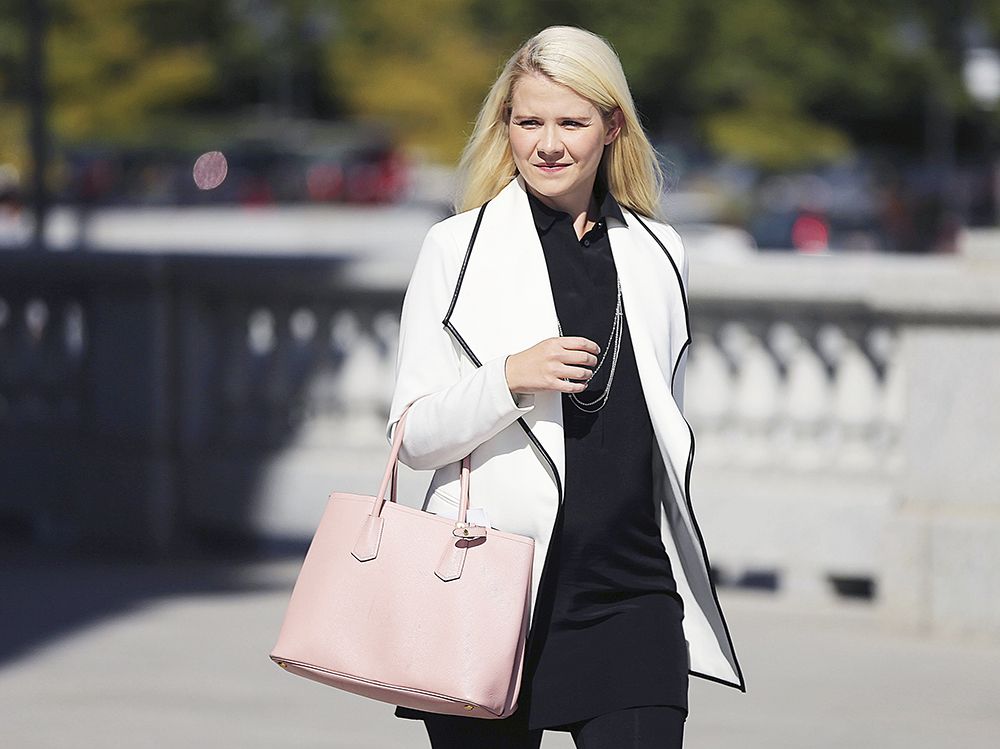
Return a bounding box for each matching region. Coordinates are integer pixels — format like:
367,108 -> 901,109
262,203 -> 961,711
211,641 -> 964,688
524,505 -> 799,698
302,143 -> 408,204
747,166 -> 886,252
57,127 -> 410,208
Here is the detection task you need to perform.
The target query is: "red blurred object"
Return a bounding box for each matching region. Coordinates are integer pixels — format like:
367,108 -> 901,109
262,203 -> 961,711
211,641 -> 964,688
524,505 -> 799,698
319,148 -> 408,204
238,175 -> 274,207
306,163 -> 344,202
791,214 -> 830,253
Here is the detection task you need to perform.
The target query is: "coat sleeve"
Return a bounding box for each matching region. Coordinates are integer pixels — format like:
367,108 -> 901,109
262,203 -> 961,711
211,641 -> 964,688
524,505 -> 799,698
387,221 -> 533,470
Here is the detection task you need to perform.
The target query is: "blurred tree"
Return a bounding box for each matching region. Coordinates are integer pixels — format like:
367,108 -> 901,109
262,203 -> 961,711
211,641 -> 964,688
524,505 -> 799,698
1,0 -> 995,178
0,0 -> 32,175
48,0 -> 215,141
223,0 -> 342,120
324,0 -> 505,161
471,0 -> 933,169
691,0 -> 926,169
0,0 -> 215,175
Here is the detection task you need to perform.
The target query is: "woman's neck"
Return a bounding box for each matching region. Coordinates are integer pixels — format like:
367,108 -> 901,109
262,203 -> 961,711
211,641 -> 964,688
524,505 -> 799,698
526,185 -> 600,240
569,197 -> 600,240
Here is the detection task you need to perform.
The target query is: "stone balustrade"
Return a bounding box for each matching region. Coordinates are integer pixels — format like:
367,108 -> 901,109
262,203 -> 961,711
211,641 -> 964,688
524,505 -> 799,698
0,252 -> 403,553
2,235 -> 1000,639
685,249 -> 1000,639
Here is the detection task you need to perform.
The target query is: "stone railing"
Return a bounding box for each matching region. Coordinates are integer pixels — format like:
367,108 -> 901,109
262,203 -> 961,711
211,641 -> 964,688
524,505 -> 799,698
687,309 -> 903,475
684,249 -> 1000,639
3,238 -> 1000,639
0,251 -> 403,554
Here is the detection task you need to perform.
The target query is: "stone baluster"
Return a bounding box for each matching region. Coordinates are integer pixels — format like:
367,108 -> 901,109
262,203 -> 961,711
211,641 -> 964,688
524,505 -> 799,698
686,322 -> 736,465
769,321 -> 834,470
332,309 -> 386,438
720,321 -> 783,467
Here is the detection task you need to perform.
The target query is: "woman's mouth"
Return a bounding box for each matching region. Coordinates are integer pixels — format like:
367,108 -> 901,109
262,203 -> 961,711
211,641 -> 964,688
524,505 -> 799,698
535,163 -> 571,173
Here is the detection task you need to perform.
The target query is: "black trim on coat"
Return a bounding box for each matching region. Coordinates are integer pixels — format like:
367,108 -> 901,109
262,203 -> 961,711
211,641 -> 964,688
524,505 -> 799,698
441,200 -> 565,505
443,202 -> 488,328
625,207 -> 747,693
624,209 -> 693,390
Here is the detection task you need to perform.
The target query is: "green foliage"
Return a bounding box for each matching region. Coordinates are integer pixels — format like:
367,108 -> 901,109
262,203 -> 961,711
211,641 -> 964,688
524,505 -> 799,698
324,0 -> 505,161
689,0 -> 916,167
0,0 -> 216,173
0,0 -> 994,176
467,0 -> 931,168
47,0 -> 215,142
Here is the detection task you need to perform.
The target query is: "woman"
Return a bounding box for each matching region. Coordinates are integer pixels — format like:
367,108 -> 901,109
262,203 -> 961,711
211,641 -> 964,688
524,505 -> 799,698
387,26 -> 743,749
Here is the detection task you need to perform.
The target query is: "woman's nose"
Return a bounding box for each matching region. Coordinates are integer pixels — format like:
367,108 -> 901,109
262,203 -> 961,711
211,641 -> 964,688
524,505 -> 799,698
536,126 -> 564,160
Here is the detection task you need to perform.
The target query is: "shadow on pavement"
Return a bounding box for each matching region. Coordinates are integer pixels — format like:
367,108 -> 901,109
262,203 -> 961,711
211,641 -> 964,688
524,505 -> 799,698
0,533 -> 307,667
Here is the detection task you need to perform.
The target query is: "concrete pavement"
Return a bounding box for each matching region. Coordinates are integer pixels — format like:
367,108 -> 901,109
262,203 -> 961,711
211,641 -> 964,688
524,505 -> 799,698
2,552 -> 998,749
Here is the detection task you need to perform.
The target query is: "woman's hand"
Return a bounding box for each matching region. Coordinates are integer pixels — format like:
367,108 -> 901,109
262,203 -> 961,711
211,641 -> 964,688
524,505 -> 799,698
505,337 -> 600,394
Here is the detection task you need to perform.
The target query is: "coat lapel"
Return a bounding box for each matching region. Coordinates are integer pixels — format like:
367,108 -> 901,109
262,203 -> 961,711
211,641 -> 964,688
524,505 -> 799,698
444,179 -> 566,496
609,211 -> 689,393
446,178 -> 559,363
610,211 -> 694,511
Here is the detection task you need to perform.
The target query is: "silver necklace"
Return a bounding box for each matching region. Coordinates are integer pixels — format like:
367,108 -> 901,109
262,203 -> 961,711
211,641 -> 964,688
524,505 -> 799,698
556,279 -> 623,412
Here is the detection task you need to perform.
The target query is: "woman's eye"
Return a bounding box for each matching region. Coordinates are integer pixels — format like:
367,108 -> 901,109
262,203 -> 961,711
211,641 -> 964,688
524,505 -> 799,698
561,120 -> 585,128
516,119 -> 540,127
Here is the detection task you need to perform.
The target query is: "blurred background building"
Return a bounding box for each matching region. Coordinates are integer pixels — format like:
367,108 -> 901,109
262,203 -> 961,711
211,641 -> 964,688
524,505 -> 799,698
2,0 -> 1000,645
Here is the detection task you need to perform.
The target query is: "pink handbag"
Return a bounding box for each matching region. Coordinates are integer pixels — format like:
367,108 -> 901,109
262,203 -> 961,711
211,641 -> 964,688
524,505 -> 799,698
270,410 -> 535,719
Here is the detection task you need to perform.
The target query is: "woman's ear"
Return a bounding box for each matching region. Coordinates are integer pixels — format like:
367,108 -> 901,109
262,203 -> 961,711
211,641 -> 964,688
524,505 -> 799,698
604,108 -> 624,145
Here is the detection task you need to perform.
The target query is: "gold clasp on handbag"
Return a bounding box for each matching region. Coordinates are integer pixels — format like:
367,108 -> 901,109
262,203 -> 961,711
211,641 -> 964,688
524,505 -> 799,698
453,522 -> 485,539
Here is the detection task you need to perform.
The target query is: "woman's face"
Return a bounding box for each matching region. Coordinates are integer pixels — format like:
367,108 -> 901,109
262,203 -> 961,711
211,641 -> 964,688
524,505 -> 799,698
508,74 -> 622,216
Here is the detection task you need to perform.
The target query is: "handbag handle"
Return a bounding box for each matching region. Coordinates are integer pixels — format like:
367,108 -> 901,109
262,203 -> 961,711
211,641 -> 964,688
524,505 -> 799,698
374,407 -> 472,522
374,409 -> 407,509
352,406 -> 477,565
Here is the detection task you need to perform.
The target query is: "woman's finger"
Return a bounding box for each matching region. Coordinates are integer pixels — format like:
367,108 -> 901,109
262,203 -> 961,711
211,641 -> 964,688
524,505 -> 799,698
552,376 -> 589,393
561,364 -> 594,381
558,336 -> 601,355
561,349 -> 598,369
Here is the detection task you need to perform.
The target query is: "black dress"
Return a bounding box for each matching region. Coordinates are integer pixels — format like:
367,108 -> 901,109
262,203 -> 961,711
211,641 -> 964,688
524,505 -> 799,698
522,188 -> 688,730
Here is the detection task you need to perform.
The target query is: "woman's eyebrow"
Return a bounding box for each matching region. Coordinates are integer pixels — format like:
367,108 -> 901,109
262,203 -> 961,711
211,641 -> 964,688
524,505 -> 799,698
511,112 -> 594,120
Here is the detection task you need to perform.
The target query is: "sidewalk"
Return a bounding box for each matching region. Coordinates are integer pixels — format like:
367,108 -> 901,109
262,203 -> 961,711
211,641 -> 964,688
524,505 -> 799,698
1,553 -> 998,749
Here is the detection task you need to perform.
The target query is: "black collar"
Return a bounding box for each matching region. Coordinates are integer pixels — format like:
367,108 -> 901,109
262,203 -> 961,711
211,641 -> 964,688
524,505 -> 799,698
526,180 -> 625,234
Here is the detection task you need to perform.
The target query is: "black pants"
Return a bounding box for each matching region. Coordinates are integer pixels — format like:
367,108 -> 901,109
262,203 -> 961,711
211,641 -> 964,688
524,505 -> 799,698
421,705 -> 686,749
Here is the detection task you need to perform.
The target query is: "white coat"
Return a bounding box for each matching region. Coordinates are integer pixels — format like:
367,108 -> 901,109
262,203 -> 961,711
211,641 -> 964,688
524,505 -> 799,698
387,177 -> 744,691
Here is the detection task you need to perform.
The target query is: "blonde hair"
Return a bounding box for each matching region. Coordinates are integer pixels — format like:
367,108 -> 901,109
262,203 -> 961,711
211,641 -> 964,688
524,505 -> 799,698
455,26 -> 662,219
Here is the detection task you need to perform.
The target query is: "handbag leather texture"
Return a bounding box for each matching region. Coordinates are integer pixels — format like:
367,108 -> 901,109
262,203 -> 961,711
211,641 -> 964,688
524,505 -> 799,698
270,409 -> 535,719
